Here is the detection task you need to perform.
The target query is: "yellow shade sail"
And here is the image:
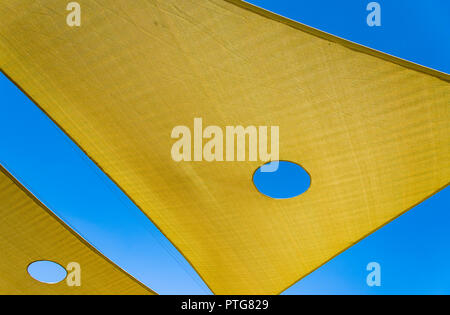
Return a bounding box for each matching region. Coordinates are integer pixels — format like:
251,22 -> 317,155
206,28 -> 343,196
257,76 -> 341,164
0,0 -> 448,294
0,165 -> 153,294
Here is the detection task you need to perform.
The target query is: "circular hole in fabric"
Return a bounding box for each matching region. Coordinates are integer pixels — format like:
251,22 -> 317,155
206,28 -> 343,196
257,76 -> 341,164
27,260 -> 67,284
253,161 -> 311,199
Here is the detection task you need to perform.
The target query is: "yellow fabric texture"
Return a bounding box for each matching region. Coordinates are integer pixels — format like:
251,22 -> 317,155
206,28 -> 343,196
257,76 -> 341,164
0,166 -> 153,294
0,0 -> 448,294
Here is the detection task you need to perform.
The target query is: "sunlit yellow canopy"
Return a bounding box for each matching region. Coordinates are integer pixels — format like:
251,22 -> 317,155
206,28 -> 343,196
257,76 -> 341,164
0,165 -> 153,294
0,0 -> 448,294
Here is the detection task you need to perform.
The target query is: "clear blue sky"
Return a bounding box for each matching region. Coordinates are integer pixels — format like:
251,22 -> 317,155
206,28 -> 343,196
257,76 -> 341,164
0,0 -> 449,294
249,0 -> 450,74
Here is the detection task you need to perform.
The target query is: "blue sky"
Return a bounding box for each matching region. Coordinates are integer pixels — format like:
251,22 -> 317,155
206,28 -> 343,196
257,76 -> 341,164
1,0 -> 449,294
248,0 -> 450,74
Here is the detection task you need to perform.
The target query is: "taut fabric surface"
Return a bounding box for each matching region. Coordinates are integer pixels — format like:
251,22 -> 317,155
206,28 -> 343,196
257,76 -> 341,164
0,0 -> 448,294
